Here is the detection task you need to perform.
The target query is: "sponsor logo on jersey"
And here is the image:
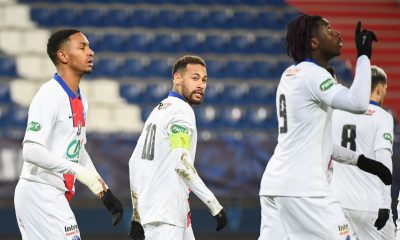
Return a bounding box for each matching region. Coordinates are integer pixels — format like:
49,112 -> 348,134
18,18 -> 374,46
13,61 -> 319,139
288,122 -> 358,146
365,109 -> 376,115
338,223 -> 349,236
66,139 -> 82,160
64,224 -> 79,237
383,133 -> 393,144
320,78 -> 336,91
285,68 -> 300,76
158,102 -> 172,110
27,121 -> 41,132
171,124 -> 189,134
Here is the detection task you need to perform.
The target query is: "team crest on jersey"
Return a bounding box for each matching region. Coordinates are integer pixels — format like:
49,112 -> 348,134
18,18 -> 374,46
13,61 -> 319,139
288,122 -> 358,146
319,78 -> 336,91
27,121 -> 41,132
383,133 -> 393,144
171,124 -> 189,134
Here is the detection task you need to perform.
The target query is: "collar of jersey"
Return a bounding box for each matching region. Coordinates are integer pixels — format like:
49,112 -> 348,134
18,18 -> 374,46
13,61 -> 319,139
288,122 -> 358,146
168,91 -> 186,102
303,58 -> 317,65
369,100 -> 379,106
53,73 -> 81,99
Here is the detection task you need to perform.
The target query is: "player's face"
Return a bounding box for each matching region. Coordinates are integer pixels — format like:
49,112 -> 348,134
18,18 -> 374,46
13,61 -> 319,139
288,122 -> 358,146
314,18 -> 342,59
63,32 -> 94,75
178,64 -> 207,105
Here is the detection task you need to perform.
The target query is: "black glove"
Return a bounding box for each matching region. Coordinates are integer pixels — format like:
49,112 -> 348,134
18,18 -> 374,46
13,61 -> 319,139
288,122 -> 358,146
128,220 -> 145,240
214,209 -> 228,231
355,21 -> 378,59
101,190 -> 124,226
374,208 -> 390,230
357,155 -> 392,185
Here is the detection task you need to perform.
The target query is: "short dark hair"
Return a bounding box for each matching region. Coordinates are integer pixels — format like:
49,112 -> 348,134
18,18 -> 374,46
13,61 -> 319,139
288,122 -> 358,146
47,29 -> 80,65
371,65 -> 387,92
286,14 -> 322,63
172,55 -> 206,76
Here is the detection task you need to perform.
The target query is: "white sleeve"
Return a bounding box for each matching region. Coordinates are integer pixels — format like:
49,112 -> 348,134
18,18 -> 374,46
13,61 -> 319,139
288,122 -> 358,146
330,56 -> 371,113
376,148 -> 392,209
375,112 -> 394,153
172,147 -> 223,216
331,144 -> 360,165
23,87 -> 57,146
79,146 -> 99,174
23,141 -> 79,175
168,111 -> 222,216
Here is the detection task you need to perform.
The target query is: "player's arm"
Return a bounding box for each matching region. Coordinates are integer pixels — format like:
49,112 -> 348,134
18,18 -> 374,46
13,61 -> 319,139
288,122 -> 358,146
332,144 -> 391,185
79,146 -> 124,226
169,121 -> 227,231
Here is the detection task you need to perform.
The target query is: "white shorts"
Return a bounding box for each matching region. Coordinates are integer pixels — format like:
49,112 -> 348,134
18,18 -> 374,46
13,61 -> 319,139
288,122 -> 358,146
259,195 -> 350,240
344,208 -> 395,240
14,179 -> 80,240
143,222 -> 195,240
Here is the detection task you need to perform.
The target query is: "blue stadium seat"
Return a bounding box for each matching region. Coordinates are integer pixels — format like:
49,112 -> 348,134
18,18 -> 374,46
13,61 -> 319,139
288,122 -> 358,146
206,59 -> 227,79
245,106 -> 275,129
0,105 -> 10,129
203,83 -> 224,104
249,84 -> 276,104
220,106 -> 246,128
254,35 -> 284,54
227,60 -> 251,78
31,8 -> 57,27
146,82 -> 170,103
258,11 -> 284,30
250,60 -> 277,79
8,105 -> 28,128
230,34 -> 256,54
233,11 -> 259,29
195,105 -> 221,129
80,9 -> 107,27
125,33 -> 154,52
122,58 -> 150,77
119,82 -> 148,104
177,34 -> 205,53
102,34 -> 126,52
55,8 -> 81,26
0,57 -> 17,77
157,9 -> 183,28
0,84 -> 11,103
151,34 -> 180,52
105,9 -> 133,27
92,58 -> 123,77
223,83 -> 250,104
205,34 -> 230,53
140,105 -> 155,121
207,10 -> 234,28
131,9 -> 157,28
181,9 -> 208,28
151,59 -> 171,77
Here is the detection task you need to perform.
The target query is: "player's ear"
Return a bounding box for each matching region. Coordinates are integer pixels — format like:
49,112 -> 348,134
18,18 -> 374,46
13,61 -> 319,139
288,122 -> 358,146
310,38 -> 319,50
173,72 -> 182,86
57,50 -> 68,64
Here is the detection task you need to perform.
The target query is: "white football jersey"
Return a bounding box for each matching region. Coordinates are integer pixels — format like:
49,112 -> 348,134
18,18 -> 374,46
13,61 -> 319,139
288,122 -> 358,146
260,60 -> 349,197
129,91 -> 197,228
20,74 -> 88,201
330,103 -> 394,211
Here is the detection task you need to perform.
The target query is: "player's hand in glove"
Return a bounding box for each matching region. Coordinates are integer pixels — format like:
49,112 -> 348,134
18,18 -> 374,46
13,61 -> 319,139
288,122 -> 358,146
128,220 -> 145,240
101,190 -> 124,226
355,21 -> 377,59
374,208 -> 390,230
357,155 -> 392,185
214,208 -> 228,231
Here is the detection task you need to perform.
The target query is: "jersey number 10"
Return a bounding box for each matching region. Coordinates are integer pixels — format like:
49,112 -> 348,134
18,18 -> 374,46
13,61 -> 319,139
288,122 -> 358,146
142,123 -> 157,160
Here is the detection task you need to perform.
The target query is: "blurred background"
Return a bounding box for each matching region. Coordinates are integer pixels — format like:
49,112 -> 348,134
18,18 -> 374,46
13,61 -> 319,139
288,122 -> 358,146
0,0 -> 399,239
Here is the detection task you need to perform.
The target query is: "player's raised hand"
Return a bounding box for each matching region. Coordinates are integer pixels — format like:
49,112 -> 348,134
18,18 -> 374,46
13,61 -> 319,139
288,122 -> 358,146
101,189 -> 124,226
374,208 -> 390,230
213,208 -> 228,231
128,220 -> 145,240
357,155 -> 392,185
355,21 -> 378,59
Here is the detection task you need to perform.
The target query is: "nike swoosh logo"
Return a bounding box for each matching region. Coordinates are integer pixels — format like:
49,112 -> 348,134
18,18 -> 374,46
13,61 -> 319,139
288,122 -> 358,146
69,114 -> 76,119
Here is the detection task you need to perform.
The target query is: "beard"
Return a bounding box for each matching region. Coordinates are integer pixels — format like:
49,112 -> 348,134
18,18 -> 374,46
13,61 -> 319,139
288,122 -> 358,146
182,86 -> 203,105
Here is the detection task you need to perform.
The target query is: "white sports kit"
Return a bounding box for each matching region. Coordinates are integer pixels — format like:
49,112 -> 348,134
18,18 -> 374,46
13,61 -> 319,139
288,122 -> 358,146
129,91 -> 222,240
259,56 -> 371,240
14,74 -> 96,240
331,103 -> 395,240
